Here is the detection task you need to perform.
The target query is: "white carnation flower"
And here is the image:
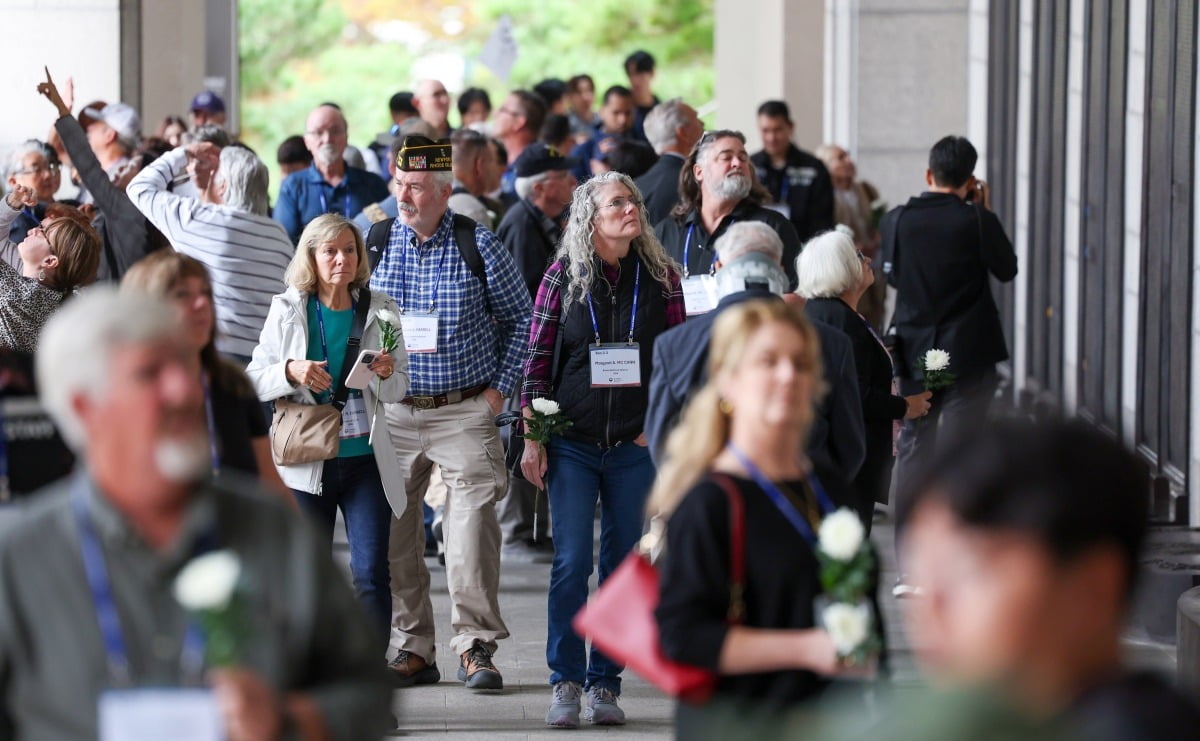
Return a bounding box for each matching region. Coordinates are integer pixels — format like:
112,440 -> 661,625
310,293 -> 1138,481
923,348 -> 951,372
822,601 -> 871,655
376,309 -> 400,326
531,398 -> 561,416
173,550 -> 241,611
818,508 -> 865,561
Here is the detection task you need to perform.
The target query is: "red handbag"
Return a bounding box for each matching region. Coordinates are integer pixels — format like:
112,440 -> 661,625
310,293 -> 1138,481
572,475 -> 746,704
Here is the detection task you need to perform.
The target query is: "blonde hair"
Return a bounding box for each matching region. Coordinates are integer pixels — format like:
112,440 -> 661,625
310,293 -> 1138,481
646,299 -> 825,518
556,170 -> 680,306
43,217 -> 101,293
284,214 -> 369,293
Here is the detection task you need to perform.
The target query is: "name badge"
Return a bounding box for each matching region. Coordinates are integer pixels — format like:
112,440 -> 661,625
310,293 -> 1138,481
589,343 -> 642,388
99,688 -> 222,741
401,312 -> 438,353
765,202 -> 791,219
682,275 -> 717,316
340,393 -> 370,439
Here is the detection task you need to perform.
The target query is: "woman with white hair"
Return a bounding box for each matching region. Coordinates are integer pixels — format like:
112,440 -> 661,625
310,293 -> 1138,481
520,171 -> 684,728
797,228 -> 930,528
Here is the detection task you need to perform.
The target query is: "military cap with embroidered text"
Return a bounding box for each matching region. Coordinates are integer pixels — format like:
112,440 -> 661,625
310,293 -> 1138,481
397,135 -> 452,171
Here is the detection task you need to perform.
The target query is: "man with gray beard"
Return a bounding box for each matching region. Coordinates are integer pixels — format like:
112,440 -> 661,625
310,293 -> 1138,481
274,103 -> 388,244
0,289 -> 392,740
654,129 -> 803,297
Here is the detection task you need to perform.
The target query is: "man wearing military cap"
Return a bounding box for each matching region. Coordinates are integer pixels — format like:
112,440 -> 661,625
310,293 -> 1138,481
369,135 -> 533,692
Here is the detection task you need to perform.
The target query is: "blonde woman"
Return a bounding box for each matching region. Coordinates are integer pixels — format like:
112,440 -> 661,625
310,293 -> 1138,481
651,299 -> 870,739
247,214 -> 408,636
520,171 -> 684,728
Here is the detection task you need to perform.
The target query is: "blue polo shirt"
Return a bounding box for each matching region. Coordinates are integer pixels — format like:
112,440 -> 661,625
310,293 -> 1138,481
274,163 -> 389,244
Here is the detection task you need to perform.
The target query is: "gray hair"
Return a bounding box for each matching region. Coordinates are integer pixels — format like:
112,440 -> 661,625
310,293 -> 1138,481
5,141 -> 51,180
185,124 -> 231,148
713,222 -> 784,265
714,252 -> 789,299
643,98 -> 689,154
794,228 -> 863,299
36,287 -> 180,451
430,170 -> 454,190
555,171 -> 681,305
514,172 -> 548,201
215,147 -> 270,216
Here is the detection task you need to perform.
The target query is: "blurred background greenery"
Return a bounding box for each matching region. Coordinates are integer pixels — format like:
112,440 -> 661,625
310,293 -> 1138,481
239,0 -> 715,197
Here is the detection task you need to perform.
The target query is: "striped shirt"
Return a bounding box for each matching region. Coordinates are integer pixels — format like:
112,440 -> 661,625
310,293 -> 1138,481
127,149 -> 294,358
368,209 -> 531,397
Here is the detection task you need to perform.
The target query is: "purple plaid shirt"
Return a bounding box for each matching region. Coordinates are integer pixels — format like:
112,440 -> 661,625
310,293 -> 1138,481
521,257 -> 685,408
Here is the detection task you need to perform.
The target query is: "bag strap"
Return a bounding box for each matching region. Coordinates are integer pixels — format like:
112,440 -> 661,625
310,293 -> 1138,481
331,292 -> 371,410
366,214 -> 486,292
711,473 -> 747,625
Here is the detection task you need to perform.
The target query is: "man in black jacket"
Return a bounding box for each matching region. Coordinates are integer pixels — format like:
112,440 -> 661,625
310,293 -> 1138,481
654,129 -> 803,289
495,143 -> 578,298
645,222 -> 865,480
751,100 -> 835,244
635,99 -> 702,224
880,135 -> 1017,490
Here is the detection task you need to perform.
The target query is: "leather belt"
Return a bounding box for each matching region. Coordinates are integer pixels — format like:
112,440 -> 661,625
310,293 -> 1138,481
401,383 -> 489,410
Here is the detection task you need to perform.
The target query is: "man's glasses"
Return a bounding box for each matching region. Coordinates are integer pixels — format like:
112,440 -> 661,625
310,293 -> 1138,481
15,164 -> 60,176
599,196 -> 641,211
306,127 -> 346,138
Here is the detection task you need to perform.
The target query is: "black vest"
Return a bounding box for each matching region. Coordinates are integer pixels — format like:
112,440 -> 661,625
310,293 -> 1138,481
555,252 -> 667,447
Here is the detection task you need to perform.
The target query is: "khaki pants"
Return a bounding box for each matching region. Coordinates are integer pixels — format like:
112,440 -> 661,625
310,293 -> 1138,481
385,394 -> 510,661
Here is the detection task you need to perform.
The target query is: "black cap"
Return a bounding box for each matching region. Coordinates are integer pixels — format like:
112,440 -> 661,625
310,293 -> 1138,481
396,135 -> 452,171
513,142 -> 578,177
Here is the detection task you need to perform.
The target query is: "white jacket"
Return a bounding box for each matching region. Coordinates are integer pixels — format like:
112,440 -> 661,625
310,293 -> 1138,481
246,286 -> 410,516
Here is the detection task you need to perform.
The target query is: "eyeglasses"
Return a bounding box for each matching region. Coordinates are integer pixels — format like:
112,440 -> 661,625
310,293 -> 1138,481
306,127 -> 346,138
15,164 -> 60,176
599,196 -> 641,211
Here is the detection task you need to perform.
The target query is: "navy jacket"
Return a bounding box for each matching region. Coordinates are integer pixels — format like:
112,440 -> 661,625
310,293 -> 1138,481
635,152 -> 684,225
645,290 -> 866,479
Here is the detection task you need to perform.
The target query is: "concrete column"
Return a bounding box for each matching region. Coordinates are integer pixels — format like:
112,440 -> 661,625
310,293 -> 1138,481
140,0 -> 208,134
714,0 -> 825,151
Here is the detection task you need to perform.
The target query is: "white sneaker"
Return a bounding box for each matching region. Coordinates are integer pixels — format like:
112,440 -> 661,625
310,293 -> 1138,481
583,686 -> 625,726
545,681 -> 582,728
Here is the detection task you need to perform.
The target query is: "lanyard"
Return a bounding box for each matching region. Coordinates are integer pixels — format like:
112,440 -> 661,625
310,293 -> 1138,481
779,170 -> 791,203
585,260 -> 640,345
312,296 -> 357,402
21,207 -> 40,227
682,222 -> 724,279
726,443 -> 834,547
0,389 -> 8,502
318,190 -> 351,218
397,224 -> 450,313
201,373 -> 219,477
71,478 -> 209,686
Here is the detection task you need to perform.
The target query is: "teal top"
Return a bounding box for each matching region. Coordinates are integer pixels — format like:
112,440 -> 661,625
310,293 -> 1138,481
306,298 -> 372,458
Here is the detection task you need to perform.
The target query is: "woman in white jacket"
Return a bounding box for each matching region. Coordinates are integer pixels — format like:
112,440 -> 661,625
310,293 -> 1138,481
247,214 -> 409,637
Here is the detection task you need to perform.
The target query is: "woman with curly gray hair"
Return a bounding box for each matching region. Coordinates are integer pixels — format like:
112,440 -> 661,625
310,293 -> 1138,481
520,170 -> 684,728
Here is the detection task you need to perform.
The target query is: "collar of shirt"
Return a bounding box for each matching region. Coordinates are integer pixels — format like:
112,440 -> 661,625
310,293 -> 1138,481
81,471 -> 218,569
303,161 -> 361,187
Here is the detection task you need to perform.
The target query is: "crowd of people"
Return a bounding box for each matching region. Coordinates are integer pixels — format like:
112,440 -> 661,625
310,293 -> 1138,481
0,48 -> 1193,741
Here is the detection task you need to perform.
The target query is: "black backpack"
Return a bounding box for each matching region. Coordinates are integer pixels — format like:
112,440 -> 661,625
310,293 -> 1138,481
364,214 -> 486,289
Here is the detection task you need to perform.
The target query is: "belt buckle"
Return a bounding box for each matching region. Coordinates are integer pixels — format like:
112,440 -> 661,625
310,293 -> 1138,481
411,396 -> 437,410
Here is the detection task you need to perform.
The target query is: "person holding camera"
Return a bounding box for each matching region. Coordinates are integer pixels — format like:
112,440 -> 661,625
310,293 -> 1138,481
878,135 -> 1016,510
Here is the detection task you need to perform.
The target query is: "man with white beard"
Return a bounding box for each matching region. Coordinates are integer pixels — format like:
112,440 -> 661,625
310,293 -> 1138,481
274,103 -> 389,244
0,289 -> 392,740
654,129 -> 803,295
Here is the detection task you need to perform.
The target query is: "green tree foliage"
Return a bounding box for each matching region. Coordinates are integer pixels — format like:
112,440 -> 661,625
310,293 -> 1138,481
240,0 -> 347,98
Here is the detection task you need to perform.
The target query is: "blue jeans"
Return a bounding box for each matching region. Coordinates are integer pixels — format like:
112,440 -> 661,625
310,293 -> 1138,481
546,437 -> 655,693
292,454 -> 392,637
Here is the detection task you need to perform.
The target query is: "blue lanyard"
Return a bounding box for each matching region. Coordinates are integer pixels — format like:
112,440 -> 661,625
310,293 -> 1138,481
0,389 -> 8,502
585,260 -> 640,345
21,207 -> 40,227
397,224 -> 450,313
312,296 -> 357,403
682,222 -> 723,278
318,190 -> 351,218
71,478 -> 209,686
726,443 -> 834,547
779,170 -> 791,203
201,373 -> 219,477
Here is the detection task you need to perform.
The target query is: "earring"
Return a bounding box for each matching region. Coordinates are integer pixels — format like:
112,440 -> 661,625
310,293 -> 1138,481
36,269 -> 45,282
718,398 -> 734,415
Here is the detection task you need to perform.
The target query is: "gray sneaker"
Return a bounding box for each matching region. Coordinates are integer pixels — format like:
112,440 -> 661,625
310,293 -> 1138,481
545,681 -> 582,728
583,686 -> 625,725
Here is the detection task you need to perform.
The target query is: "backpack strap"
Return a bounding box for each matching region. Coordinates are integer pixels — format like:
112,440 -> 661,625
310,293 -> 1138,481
452,213 -> 487,289
365,217 -> 394,274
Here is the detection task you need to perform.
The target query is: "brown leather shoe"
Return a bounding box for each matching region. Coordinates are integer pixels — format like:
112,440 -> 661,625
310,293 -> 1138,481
457,640 -> 503,690
388,649 -> 441,688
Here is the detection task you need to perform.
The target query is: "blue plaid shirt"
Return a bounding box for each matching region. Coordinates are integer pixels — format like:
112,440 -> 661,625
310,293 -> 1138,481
369,209 -> 532,397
